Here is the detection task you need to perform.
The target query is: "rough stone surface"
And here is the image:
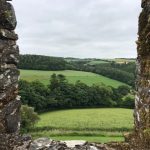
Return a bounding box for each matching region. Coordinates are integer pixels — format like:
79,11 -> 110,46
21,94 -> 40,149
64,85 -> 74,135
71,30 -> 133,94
29,138 -> 131,150
0,1 -> 17,30
0,29 -> 18,40
61,140 -> 87,148
0,0 -> 31,149
128,0 -> 150,149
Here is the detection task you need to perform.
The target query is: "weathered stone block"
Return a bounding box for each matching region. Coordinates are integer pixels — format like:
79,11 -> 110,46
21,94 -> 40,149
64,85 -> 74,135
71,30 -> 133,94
0,2 -> 17,30
0,134 -> 32,150
0,85 -> 18,107
1,45 -> 19,65
0,67 -> 19,90
0,29 -> 18,40
142,0 -> 146,8
0,63 -> 17,71
5,99 -> 21,133
0,97 -> 21,133
0,39 -> 16,52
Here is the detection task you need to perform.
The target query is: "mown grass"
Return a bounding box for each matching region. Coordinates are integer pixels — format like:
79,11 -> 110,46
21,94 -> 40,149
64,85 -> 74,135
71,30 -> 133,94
29,108 -> 133,143
20,70 -> 127,88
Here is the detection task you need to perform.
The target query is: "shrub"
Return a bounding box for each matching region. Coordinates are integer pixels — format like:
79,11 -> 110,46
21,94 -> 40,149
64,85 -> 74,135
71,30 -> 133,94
21,105 -> 40,132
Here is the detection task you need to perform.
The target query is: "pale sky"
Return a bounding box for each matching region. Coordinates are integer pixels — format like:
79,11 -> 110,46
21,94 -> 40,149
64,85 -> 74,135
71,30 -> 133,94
13,0 -> 141,58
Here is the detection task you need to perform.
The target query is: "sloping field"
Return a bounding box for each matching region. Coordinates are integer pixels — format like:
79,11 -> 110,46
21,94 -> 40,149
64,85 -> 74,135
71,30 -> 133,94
87,60 -> 109,65
30,108 -> 133,143
20,70 -> 127,88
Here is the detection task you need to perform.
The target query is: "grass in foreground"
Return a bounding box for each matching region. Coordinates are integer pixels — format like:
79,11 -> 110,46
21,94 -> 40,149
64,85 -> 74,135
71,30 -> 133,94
30,108 -> 133,143
20,70 -> 127,88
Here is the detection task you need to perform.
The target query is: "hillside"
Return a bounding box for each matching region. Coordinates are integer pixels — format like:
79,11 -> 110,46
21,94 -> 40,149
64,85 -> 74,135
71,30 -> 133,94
20,70 -> 128,88
30,108 -> 133,143
19,55 -> 135,87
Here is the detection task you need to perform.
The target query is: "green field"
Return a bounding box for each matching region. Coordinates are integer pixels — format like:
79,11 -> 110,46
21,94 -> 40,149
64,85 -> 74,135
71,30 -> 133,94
106,58 -> 136,64
30,108 -> 133,143
87,60 -> 109,65
20,70 -> 127,88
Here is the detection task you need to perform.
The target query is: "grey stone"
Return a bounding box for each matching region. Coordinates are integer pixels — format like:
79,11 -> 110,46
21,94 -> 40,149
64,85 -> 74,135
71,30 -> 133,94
0,98 -> 21,133
0,68 -> 19,90
62,140 -> 87,148
0,2 -> 17,30
0,39 -> 16,51
0,29 -> 18,40
0,0 -> 31,149
89,146 -> 99,150
0,133 -> 31,150
1,45 -> 19,65
141,0 -> 146,8
29,138 -> 53,150
0,84 -> 18,109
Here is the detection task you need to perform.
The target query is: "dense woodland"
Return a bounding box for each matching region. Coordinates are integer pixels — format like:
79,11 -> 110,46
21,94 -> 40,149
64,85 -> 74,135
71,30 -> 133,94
19,55 -> 135,112
19,74 -> 134,112
19,55 -> 66,70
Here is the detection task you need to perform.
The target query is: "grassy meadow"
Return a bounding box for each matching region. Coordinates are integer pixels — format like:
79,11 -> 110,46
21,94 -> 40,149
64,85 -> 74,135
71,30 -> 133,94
20,68 -> 133,142
106,58 -> 136,64
20,70 -> 127,88
30,108 -> 134,143
87,60 -> 109,65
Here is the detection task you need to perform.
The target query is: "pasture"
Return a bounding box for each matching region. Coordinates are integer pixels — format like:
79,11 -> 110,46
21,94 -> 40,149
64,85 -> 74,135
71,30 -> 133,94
87,60 -> 109,65
20,70 -> 127,88
107,58 -> 136,64
30,108 -> 133,143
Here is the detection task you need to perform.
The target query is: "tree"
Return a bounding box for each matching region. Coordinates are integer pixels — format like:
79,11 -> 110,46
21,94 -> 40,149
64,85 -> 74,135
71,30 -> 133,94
122,95 -> 134,109
20,105 -> 40,132
117,85 -> 131,96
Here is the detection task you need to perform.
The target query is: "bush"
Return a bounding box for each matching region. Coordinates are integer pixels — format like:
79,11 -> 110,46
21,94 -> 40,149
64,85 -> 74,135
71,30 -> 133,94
117,85 -> 131,96
122,95 -> 135,109
21,105 -> 40,132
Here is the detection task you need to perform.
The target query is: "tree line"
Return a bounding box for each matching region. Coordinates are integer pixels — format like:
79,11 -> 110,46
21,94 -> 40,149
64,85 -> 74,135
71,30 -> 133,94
19,74 -> 134,113
19,54 -> 135,87
19,55 -> 66,70
67,61 -> 136,87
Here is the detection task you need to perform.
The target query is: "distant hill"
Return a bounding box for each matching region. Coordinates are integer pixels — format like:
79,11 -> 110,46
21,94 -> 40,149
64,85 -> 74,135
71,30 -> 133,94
19,54 -> 135,86
19,54 -> 66,70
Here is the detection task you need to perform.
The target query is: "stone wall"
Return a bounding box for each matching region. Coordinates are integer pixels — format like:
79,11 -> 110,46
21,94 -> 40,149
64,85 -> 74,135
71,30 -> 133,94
132,0 -> 150,149
0,0 -> 19,134
0,0 -> 31,149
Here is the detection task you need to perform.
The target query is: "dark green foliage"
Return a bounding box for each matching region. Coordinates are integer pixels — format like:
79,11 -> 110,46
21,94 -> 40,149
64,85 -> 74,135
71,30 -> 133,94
19,54 -> 66,70
95,67 -> 134,86
67,61 -> 135,87
19,80 -> 49,111
121,95 -> 135,109
117,85 -> 131,96
19,74 -> 134,112
20,105 -> 40,132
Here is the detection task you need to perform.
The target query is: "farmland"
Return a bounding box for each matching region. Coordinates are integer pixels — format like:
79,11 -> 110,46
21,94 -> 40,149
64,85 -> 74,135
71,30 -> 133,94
30,108 -> 133,143
20,70 -> 127,88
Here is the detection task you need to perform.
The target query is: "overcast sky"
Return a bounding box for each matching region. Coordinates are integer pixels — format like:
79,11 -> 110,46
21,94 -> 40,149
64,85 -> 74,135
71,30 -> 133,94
13,0 -> 141,58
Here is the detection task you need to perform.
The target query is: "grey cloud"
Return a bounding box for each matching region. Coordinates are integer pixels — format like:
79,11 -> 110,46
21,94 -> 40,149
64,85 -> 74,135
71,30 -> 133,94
13,0 -> 141,58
